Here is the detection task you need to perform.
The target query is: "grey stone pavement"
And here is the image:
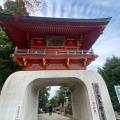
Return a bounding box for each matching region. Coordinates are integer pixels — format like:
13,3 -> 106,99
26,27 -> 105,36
38,113 -> 72,120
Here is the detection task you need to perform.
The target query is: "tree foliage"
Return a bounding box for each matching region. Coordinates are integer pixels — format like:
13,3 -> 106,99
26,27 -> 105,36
49,96 -> 58,107
0,28 -> 22,90
0,6 -> 2,12
98,56 -> 120,105
49,86 -> 71,106
0,1 -> 28,90
39,87 -> 51,108
3,0 -> 45,15
3,0 -> 29,19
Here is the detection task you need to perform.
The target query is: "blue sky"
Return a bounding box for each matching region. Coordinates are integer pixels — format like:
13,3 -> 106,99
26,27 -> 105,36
40,0 -> 120,99
0,0 -> 120,99
39,0 -> 120,72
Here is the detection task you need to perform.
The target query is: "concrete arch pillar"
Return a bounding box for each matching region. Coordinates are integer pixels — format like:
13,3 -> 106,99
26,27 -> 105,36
0,70 -> 116,120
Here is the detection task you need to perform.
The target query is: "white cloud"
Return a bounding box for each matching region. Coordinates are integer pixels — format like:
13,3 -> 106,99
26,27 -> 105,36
0,1 -> 4,7
88,36 -> 120,71
89,0 -> 110,6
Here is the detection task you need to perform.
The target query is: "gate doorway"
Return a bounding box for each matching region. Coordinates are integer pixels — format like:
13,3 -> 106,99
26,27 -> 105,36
24,77 -> 91,120
37,79 -> 90,120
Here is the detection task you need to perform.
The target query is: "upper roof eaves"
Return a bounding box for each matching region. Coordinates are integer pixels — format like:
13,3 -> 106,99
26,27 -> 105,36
0,12 -> 112,23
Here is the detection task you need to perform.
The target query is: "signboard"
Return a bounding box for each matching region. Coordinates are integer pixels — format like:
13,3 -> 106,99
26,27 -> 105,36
92,83 -> 106,120
46,36 -> 65,47
114,86 -> 120,104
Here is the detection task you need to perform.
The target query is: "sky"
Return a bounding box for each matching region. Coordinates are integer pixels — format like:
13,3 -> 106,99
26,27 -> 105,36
39,0 -> 120,71
0,0 -> 120,99
39,0 -> 120,99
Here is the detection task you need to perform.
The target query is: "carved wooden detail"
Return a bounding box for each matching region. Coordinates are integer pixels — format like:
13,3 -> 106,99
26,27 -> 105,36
46,36 -> 65,47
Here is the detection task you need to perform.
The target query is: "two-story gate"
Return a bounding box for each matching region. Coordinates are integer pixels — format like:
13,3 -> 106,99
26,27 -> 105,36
0,13 -> 115,120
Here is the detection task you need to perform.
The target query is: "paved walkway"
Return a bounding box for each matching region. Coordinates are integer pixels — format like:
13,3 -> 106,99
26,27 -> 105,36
38,113 -> 72,120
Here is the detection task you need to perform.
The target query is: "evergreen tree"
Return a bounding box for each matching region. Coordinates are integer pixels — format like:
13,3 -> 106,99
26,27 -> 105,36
0,6 -> 2,12
39,87 -> 51,108
98,56 -> 120,105
0,0 -> 29,90
49,86 -> 71,106
0,28 -> 22,90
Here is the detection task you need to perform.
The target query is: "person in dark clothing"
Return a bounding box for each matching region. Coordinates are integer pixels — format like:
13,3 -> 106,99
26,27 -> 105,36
48,104 -> 53,116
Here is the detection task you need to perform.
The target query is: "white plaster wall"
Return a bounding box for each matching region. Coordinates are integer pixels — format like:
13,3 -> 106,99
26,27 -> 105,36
0,70 -> 116,120
71,83 -> 92,120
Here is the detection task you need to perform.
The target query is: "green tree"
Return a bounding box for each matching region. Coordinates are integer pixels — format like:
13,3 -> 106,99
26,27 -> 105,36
4,0 -> 45,15
0,29 -> 22,90
49,96 -> 58,107
38,87 -> 51,108
49,86 -> 71,106
98,56 -> 120,105
3,0 -> 29,17
0,0 -> 29,90
0,6 -> 2,12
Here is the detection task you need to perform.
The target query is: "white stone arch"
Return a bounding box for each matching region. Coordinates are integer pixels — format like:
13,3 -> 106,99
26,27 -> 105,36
0,70 -> 116,120
21,77 -> 91,120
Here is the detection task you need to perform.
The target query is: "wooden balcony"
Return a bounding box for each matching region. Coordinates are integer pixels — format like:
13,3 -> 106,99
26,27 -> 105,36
13,46 -> 96,57
11,46 -> 98,70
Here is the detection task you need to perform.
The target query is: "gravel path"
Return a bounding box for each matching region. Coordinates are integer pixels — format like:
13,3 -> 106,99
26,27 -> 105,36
38,113 -> 72,120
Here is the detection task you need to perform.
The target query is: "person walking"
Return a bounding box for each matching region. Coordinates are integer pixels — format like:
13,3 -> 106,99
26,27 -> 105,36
48,104 -> 53,116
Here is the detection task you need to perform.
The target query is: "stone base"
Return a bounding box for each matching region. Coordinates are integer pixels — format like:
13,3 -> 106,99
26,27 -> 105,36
0,70 -> 116,120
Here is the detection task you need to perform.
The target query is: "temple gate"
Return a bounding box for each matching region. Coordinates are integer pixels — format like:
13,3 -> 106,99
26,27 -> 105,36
0,13 -> 116,120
